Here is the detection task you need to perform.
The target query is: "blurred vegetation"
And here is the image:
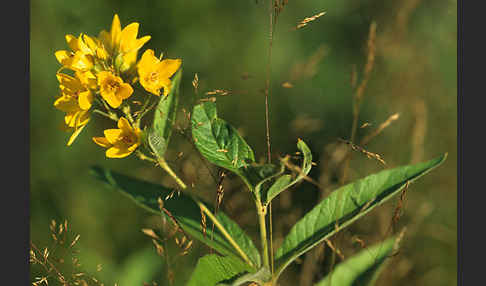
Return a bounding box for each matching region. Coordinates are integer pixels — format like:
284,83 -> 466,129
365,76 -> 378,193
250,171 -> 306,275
30,0 -> 456,285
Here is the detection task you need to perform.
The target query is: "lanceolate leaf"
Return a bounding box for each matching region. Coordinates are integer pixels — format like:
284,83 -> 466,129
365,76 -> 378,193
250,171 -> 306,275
148,69 -> 182,158
90,166 -> 261,268
274,154 -> 447,278
315,235 -> 401,286
186,254 -> 255,286
191,102 -> 256,188
264,139 -> 313,204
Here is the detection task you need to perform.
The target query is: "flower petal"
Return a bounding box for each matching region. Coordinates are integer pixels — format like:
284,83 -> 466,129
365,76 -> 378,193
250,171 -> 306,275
121,51 -> 138,70
92,136 -> 112,148
111,14 -> 122,49
97,71 -> 110,85
54,95 -> 79,113
74,110 -> 90,128
148,85 -> 161,96
55,50 -> 72,66
67,124 -> 87,146
64,112 -> 77,127
83,34 -> 97,51
65,34 -> 79,51
56,72 -> 75,85
133,36 -> 151,52
120,22 -> 139,52
105,93 -> 122,108
77,34 -> 93,55
78,91 -> 93,110
158,59 -> 182,79
117,117 -> 132,132
106,146 -> 133,158
104,129 -> 123,144
138,49 -> 158,73
117,83 -> 133,100
128,141 -> 141,152
138,76 -> 161,96
57,73 -> 84,94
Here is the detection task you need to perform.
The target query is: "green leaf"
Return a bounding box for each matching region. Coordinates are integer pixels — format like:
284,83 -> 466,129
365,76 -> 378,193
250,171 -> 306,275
148,69 -> 182,158
274,153 -> 447,278
191,102 -> 256,188
315,235 -> 401,286
264,139 -> 313,204
227,267 -> 272,286
186,255 -> 255,286
90,166 -> 261,268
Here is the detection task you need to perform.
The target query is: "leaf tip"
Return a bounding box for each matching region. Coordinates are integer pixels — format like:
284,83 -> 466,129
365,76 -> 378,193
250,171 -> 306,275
434,152 -> 448,166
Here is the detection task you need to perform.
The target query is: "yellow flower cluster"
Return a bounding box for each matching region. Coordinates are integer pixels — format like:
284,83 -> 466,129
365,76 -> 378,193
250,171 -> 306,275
54,14 -> 182,158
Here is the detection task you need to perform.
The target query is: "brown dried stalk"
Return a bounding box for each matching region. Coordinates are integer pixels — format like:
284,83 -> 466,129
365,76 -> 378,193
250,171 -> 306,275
295,11 -> 327,30
339,138 -> 387,166
361,113 -> 400,146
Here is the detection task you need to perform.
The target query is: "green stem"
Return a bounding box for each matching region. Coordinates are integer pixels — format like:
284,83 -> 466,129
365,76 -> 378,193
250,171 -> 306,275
156,156 -> 254,268
197,201 -> 253,268
100,97 -> 113,114
135,150 -> 157,163
157,157 -> 187,189
256,200 -> 270,269
93,109 -> 118,121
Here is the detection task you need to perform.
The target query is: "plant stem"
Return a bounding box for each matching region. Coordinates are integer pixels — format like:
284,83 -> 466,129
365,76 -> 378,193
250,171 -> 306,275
157,157 -> 187,189
93,109 -> 118,121
197,201 -> 253,267
155,156 -> 254,268
265,0 -> 276,274
256,200 -> 270,269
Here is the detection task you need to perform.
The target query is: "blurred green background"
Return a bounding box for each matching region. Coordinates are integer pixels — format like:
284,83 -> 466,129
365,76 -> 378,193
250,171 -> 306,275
30,0 -> 456,285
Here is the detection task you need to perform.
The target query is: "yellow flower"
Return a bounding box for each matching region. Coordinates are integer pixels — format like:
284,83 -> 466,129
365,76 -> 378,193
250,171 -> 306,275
55,34 -> 94,71
54,71 -> 93,146
56,73 -> 93,110
92,117 -> 142,158
55,33 -> 109,72
54,95 -> 90,127
55,50 -> 93,71
98,14 -> 151,71
97,71 -> 133,108
65,34 -> 93,55
137,49 -> 181,97
54,93 -> 90,146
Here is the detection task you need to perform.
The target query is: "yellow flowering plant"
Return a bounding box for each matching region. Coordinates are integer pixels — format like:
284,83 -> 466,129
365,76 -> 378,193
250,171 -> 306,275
51,13 -> 447,286
53,14 -> 181,158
